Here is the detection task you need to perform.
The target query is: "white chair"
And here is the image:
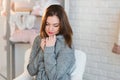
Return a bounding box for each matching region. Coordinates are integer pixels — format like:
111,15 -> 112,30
13,49 -> 86,80
71,50 -> 87,80
13,48 -> 33,80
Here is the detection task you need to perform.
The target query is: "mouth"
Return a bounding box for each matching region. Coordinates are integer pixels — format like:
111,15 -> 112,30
48,32 -> 54,35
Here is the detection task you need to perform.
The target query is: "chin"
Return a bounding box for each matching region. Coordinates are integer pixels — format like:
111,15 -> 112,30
47,34 -> 53,37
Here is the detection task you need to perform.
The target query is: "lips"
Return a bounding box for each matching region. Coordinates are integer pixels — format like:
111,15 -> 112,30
48,32 -> 54,34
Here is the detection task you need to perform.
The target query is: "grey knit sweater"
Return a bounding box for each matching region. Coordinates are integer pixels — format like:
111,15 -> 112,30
27,35 -> 75,80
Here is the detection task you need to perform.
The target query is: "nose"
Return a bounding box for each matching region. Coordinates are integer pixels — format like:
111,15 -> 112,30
48,25 -> 53,31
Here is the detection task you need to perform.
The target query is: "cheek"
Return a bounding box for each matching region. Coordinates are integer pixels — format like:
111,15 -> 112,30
56,28 -> 60,33
45,26 -> 48,32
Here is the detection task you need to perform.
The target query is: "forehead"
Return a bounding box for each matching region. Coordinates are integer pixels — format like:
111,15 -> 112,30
46,16 -> 60,24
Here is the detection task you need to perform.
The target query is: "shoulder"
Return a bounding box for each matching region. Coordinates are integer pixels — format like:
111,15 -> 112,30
56,35 -> 74,48
55,35 -> 65,49
56,35 -> 64,44
32,35 -> 41,46
57,35 -> 74,53
34,35 -> 41,42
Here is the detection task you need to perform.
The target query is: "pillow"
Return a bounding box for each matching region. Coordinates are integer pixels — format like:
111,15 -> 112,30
9,13 -> 36,36
31,0 -> 61,16
9,29 -> 39,45
14,1 -> 34,12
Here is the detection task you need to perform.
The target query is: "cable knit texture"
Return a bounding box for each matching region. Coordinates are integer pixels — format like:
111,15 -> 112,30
27,35 -> 75,80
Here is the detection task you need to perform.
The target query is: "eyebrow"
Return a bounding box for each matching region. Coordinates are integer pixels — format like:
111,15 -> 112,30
46,22 -> 59,25
53,23 -> 59,25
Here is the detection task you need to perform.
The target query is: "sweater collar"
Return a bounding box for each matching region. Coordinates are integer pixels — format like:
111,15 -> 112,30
56,35 -> 64,39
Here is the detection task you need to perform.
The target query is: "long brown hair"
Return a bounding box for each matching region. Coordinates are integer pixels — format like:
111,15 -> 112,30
40,5 -> 73,48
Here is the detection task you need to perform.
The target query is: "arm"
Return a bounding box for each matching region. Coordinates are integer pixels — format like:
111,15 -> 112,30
29,35 -> 40,63
44,45 -> 75,80
27,35 -> 42,76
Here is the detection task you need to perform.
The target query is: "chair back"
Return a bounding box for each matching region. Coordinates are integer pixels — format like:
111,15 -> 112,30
71,50 -> 87,80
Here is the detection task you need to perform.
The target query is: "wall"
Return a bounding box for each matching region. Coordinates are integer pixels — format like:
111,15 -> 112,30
15,44 -> 30,77
0,11 -> 30,79
1,0 -> 120,80
69,0 -> 120,80
0,10 -> 7,79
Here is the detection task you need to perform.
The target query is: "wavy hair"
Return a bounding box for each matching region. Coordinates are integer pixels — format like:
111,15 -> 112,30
40,5 -> 73,48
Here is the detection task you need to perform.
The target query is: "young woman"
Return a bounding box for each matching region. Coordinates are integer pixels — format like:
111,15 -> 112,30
27,5 -> 75,80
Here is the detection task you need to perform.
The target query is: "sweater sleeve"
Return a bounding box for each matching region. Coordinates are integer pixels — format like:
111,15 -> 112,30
29,35 -> 40,63
27,35 -> 42,76
44,45 -> 75,80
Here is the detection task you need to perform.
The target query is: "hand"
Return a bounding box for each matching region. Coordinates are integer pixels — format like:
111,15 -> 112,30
45,35 -> 56,47
40,38 -> 46,50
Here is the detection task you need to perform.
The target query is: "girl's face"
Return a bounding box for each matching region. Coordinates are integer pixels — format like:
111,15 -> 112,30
45,15 -> 60,37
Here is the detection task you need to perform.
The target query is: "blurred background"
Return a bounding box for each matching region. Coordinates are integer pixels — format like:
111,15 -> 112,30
1,0 -> 120,80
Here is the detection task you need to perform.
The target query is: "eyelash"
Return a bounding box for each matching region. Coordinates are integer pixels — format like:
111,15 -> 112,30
54,25 -> 59,27
46,23 -> 59,27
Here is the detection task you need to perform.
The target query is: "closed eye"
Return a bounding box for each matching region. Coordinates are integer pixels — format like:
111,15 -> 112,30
54,25 -> 59,27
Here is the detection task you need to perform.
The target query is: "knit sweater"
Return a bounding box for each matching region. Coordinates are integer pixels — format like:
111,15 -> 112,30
27,35 -> 75,80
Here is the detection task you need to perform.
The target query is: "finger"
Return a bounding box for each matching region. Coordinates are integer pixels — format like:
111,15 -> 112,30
53,35 -> 56,41
46,37 -> 49,42
41,39 -> 44,42
54,35 -> 56,39
41,39 -> 46,43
